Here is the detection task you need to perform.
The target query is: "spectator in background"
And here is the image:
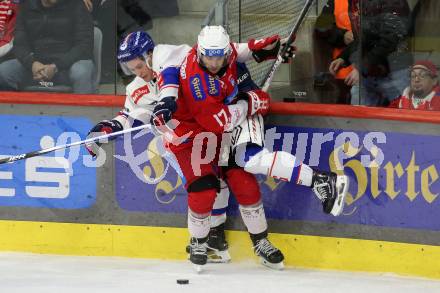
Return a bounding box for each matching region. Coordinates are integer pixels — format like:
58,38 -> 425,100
83,0 -> 117,84
0,0 -> 94,93
315,0 -> 356,104
321,0 -> 411,106
117,0 -> 152,38
0,0 -> 19,62
408,0 -> 440,66
389,60 -> 440,110
83,0 -> 93,13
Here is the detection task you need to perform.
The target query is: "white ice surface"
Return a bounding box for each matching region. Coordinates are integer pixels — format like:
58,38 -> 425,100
1,252 -> 440,293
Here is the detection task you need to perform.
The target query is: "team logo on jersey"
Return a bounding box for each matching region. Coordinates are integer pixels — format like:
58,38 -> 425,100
190,74 -> 206,101
204,73 -> 220,96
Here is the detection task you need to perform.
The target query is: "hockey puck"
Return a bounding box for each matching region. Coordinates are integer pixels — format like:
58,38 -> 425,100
177,279 -> 189,285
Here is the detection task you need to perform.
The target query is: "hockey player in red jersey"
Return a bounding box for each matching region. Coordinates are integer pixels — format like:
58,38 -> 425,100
158,26 -> 349,271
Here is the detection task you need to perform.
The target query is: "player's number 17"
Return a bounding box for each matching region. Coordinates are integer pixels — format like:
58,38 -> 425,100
213,109 -> 228,127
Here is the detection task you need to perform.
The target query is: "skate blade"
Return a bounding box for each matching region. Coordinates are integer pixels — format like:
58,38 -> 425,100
207,249 -> 231,263
187,249 -> 231,263
193,264 -> 203,273
331,175 -> 349,216
259,257 -> 284,270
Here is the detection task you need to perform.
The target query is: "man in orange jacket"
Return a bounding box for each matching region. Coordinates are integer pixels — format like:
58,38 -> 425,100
315,0 -> 356,104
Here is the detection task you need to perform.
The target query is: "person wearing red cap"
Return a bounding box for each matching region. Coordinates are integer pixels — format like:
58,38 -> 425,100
389,60 -> 440,111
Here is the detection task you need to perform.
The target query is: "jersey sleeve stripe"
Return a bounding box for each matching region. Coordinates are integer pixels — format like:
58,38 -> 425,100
158,66 -> 180,90
160,84 -> 179,89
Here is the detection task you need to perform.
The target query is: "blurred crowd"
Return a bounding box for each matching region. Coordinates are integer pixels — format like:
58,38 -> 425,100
0,0 -> 437,111
314,0 -> 440,110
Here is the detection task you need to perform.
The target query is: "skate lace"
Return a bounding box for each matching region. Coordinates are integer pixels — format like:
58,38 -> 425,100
254,238 -> 277,256
191,240 -> 207,256
314,182 -> 330,201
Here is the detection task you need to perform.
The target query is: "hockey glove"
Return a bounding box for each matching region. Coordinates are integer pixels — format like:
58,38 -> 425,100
85,119 -> 123,157
248,35 -> 296,63
238,89 -> 270,117
150,96 -> 177,135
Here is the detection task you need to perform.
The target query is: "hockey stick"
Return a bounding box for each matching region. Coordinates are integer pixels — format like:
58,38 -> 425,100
0,124 -> 152,165
261,0 -> 315,92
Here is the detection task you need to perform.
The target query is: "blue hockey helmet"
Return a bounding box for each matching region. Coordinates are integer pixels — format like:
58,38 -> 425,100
117,31 -> 155,63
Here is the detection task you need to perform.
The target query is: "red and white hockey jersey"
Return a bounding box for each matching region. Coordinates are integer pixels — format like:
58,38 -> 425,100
169,43 -> 253,150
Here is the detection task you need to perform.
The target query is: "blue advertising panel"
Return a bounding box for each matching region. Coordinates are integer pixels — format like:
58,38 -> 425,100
115,125 -> 440,231
0,115 -> 96,209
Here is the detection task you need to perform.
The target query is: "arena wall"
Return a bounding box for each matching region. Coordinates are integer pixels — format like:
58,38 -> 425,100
0,92 -> 439,279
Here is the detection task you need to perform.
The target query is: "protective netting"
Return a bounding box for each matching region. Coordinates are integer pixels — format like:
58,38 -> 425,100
227,0 -> 311,86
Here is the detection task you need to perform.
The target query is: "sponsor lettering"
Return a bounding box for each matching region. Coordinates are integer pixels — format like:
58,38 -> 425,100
189,74 -> 206,101
131,85 -> 151,104
180,60 -> 187,79
206,49 -> 223,56
237,72 -> 249,85
206,75 -> 219,96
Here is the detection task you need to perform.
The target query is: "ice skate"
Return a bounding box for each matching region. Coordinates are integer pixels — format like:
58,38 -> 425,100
186,224 -> 231,263
188,237 -> 208,273
205,223 -> 231,263
250,232 -> 284,270
312,171 -> 349,216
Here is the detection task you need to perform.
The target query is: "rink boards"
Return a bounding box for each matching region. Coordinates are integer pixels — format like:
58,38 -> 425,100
0,93 -> 440,279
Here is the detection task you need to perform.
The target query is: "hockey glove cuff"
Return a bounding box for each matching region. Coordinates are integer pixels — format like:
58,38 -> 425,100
238,90 -> 271,117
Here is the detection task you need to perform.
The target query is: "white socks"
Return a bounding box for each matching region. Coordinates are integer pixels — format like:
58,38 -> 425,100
239,203 -> 268,235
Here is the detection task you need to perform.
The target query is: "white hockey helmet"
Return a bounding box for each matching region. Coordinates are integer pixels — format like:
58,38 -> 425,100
197,25 -> 231,59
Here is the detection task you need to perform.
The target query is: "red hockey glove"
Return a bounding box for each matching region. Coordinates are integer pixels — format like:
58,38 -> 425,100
248,35 -> 281,63
239,90 -> 271,117
248,35 -> 296,63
